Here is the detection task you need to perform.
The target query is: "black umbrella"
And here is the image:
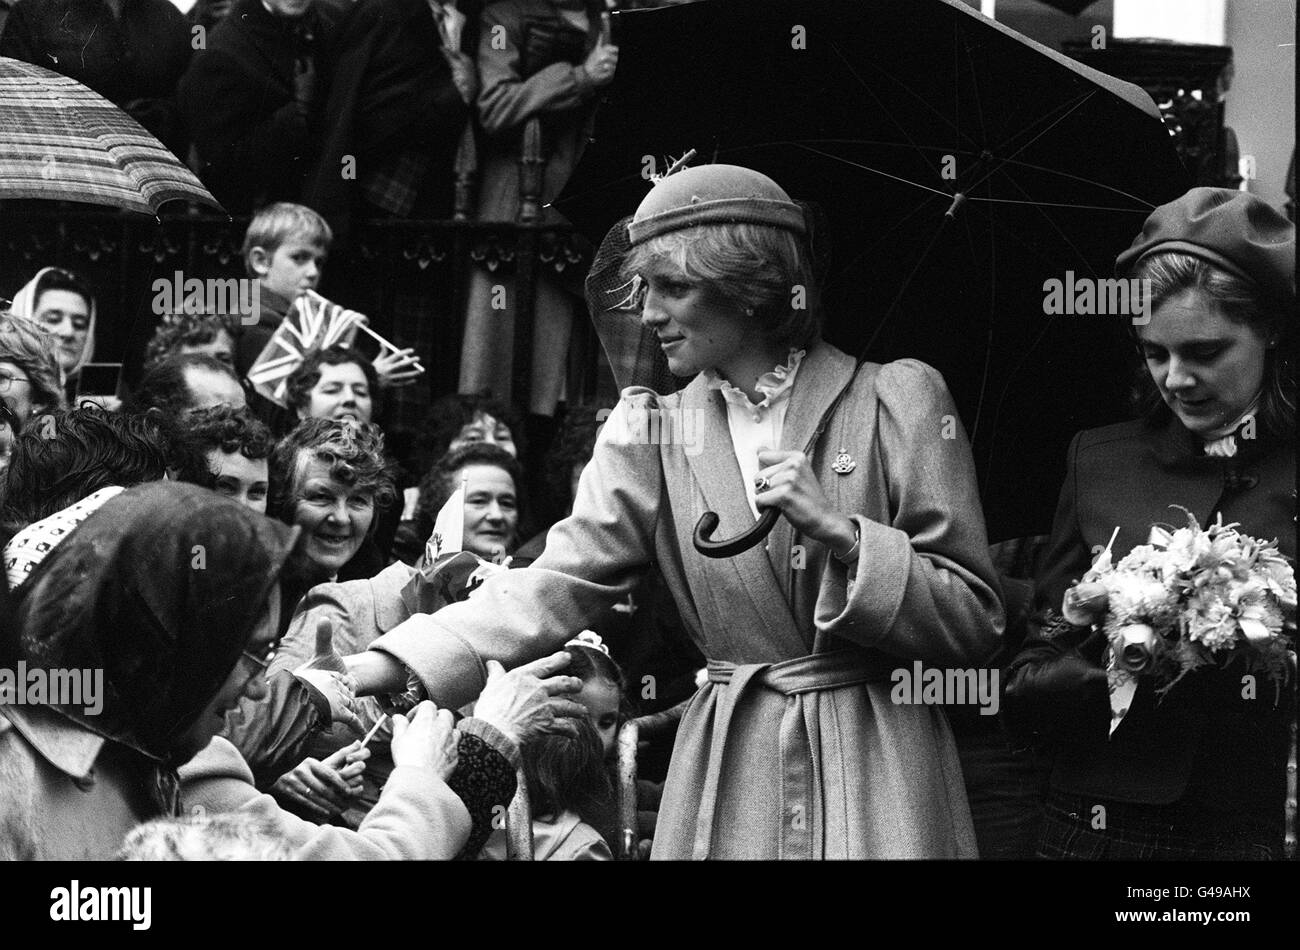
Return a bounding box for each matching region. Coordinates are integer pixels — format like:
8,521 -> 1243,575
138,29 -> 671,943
557,0 -> 1189,550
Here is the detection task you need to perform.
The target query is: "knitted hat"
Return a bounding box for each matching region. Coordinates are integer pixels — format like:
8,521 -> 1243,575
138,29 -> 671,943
628,164 -> 807,246
1115,187 -> 1295,309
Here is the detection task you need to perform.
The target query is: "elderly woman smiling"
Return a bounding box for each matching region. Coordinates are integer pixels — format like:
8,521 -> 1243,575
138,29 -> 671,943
270,418 -> 396,587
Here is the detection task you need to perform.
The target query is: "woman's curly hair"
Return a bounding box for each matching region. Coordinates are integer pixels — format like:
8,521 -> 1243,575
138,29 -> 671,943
143,313 -> 239,370
268,417 -> 396,524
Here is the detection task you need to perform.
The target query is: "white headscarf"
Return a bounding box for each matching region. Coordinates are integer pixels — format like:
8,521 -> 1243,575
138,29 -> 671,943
8,266 -> 97,378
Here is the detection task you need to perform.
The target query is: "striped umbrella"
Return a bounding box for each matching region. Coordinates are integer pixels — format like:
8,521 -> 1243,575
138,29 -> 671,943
0,57 -> 223,215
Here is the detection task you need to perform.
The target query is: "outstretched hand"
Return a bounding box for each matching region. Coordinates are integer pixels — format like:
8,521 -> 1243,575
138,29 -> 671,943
271,741 -> 369,820
472,652 -> 587,747
300,618 -> 349,675
296,619 -> 364,735
390,701 -> 459,782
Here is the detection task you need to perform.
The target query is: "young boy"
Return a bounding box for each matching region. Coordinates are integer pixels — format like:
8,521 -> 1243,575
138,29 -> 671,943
234,202 -> 333,381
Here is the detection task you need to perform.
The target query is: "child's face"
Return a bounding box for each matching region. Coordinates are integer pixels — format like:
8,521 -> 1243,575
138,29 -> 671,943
252,238 -> 327,301
575,677 -> 620,758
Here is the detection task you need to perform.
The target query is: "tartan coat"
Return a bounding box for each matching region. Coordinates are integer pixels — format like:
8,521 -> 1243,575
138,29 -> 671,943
372,341 -> 1006,858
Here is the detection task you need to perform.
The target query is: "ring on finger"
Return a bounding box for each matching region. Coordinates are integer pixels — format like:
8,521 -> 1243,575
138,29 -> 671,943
754,475 -> 771,492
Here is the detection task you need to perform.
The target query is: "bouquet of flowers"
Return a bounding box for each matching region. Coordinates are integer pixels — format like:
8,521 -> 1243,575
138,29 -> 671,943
1074,509 -> 1295,703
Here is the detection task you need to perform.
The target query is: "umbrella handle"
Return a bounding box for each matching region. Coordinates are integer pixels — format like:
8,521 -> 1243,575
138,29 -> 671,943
692,508 -> 780,558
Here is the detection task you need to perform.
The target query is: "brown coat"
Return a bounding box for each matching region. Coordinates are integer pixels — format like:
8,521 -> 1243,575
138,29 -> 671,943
372,342 -> 1005,858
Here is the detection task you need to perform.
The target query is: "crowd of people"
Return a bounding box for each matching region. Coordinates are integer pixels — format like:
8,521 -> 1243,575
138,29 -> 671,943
0,0 -> 670,417
0,0 -> 1294,864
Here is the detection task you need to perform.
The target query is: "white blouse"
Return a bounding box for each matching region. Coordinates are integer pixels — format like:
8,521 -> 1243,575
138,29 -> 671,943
704,349 -> 806,518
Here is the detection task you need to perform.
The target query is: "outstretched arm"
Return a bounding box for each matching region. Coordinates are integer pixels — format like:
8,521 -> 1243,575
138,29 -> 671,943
350,392 -> 663,706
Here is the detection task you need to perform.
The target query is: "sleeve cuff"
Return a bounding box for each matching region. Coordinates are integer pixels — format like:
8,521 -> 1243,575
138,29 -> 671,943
458,716 -> 521,771
370,616 -> 488,710
292,672 -> 333,722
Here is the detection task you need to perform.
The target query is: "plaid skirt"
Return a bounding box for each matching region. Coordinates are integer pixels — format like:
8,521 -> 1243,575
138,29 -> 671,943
1037,790 -> 1279,860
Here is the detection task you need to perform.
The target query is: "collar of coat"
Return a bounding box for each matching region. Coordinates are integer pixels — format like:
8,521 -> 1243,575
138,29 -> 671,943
1,704 -> 104,782
1146,410 -> 1274,468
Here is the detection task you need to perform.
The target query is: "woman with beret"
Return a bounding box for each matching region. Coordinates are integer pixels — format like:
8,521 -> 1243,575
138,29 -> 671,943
344,163 -> 1005,859
1004,188 -> 1296,860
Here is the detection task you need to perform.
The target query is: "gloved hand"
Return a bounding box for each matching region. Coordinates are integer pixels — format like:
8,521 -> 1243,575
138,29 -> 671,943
1003,628 -> 1110,746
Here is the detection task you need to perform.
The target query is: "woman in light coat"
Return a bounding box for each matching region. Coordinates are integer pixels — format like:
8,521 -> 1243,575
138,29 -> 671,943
347,164 -> 1005,859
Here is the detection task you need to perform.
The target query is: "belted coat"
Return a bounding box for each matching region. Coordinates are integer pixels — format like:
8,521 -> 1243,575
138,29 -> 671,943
372,341 -> 1005,858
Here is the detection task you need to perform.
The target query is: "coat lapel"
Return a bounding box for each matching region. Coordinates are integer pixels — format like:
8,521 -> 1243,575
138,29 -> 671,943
767,343 -> 859,596
678,378 -> 802,647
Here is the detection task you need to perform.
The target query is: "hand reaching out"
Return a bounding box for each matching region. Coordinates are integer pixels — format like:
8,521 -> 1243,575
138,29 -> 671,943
295,618 -> 364,734
471,652 -> 587,747
271,741 -> 370,820
390,701 -> 459,782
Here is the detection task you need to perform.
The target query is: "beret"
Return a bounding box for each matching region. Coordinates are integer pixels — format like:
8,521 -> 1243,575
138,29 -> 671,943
628,164 -> 807,246
1115,187 -> 1295,309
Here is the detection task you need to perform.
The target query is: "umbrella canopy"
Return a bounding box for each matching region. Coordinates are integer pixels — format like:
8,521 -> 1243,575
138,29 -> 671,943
0,57 -> 223,216
557,0 -> 1190,542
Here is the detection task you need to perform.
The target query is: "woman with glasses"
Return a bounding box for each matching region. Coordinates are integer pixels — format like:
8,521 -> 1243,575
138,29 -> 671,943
0,311 -> 66,480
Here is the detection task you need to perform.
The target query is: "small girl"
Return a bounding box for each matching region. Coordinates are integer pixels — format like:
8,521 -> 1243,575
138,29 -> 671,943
479,634 -> 628,860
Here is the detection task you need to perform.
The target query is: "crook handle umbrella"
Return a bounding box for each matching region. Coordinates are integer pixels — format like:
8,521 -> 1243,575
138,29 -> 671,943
692,367 -> 864,559
693,507 -> 780,558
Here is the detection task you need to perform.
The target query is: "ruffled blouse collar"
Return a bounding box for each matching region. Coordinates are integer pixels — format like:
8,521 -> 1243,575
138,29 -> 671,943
705,349 -> 806,421
1200,394 -> 1262,459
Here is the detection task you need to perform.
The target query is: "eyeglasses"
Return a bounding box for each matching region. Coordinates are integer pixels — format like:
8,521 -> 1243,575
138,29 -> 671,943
241,642 -> 279,672
0,400 -> 19,435
0,373 -> 30,394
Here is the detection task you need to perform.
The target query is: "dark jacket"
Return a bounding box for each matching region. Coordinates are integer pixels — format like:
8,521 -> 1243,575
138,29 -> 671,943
176,0 -> 337,212
1005,414 -> 1295,831
303,0 -> 477,232
0,0 -> 192,153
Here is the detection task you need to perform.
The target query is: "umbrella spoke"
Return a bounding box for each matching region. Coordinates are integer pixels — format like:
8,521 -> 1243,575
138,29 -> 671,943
963,89 -> 1103,196
784,143 -> 952,198
961,153 -> 1162,210
828,41 -> 980,175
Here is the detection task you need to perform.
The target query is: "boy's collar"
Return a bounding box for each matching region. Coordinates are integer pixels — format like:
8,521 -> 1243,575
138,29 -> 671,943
256,283 -> 296,316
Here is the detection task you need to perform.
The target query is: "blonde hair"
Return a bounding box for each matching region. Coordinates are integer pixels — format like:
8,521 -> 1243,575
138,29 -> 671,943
622,222 -> 820,350
241,203 -> 333,277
